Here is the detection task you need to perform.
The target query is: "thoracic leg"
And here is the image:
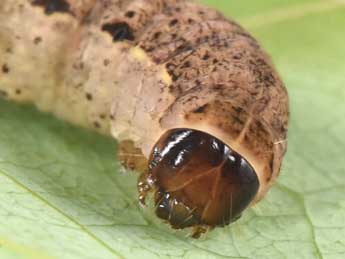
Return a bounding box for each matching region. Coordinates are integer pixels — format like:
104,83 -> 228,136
118,140 -> 148,172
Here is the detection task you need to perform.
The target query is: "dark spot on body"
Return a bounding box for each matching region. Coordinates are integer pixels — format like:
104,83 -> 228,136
32,0 -> 70,15
202,53 -> 210,60
186,96 -> 199,102
2,64 -> 10,74
213,84 -> 224,91
125,11 -> 135,18
85,93 -> 93,101
269,156 -> 274,174
145,46 -> 155,52
193,104 -> 208,113
233,54 -> 242,60
110,114 -> 115,120
34,37 -> 42,45
188,18 -> 195,24
168,85 -> 175,93
233,115 -> 244,125
153,32 -> 161,39
171,73 -> 179,82
181,61 -> 191,68
102,22 -> 135,42
94,121 -> 101,128
73,62 -> 84,70
103,59 -> 110,66
100,114 -> 106,119
233,106 -> 243,114
0,90 -> 8,97
169,19 -> 178,27
15,89 -> 21,95
265,164 -> 273,182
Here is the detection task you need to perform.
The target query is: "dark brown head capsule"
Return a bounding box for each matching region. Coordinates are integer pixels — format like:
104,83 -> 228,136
146,128 -> 259,234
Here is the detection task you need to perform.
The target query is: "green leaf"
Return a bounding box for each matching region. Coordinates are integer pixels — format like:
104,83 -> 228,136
1,0 -> 345,258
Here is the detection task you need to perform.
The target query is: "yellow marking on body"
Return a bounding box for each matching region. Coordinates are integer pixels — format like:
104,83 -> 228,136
159,67 -> 172,85
131,46 -> 172,86
131,46 -> 150,63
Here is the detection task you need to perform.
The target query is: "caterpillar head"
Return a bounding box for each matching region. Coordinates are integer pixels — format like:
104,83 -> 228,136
141,129 -> 259,236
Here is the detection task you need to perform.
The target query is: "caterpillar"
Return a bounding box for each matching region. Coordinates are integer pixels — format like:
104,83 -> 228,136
0,0 -> 289,238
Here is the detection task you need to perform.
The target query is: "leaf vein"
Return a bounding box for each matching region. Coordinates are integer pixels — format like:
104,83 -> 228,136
0,169 -> 124,259
243,0 -> 345,29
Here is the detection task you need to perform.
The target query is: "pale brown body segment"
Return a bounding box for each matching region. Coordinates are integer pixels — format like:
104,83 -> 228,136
0,0 -> 289,236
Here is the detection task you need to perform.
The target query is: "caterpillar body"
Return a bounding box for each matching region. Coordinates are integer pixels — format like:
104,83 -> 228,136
0,0 -> 289,237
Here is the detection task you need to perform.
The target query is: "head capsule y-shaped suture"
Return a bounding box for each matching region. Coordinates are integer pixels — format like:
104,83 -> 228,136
138,128 -> 259,238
